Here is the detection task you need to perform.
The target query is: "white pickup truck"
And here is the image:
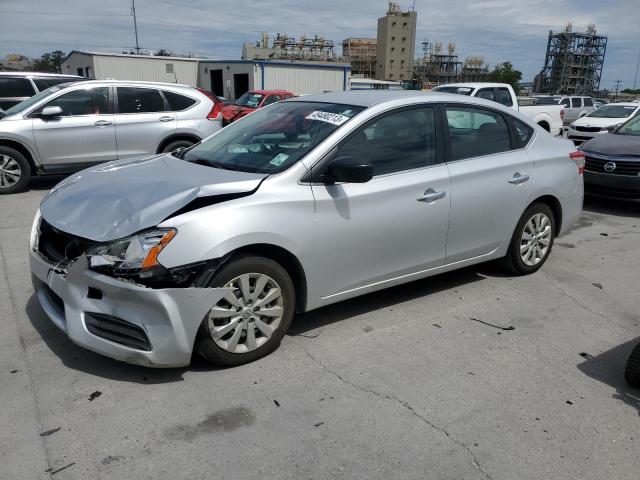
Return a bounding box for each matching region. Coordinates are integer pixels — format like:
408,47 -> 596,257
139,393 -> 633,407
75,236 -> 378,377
432,82 -> 564,136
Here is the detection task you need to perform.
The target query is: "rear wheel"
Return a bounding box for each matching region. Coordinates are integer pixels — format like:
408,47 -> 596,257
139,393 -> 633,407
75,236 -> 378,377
0,147 -> 30,194
196,256 -> 295,366
503,203 -> 556,275
625,342 -> 640,388
162,139 -> 196,153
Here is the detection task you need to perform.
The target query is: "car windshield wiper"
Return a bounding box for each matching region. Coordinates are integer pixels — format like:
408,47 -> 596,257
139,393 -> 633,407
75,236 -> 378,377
189,158 -> 251,172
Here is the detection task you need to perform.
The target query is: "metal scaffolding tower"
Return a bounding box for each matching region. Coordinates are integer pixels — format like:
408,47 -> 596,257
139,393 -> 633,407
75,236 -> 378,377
536,23 -> 607,95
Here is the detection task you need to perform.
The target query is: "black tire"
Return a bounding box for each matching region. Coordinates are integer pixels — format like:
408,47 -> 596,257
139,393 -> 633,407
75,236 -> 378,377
625,342 -> 640,388
196,256 -> 295,367
0,146 -> 30,194
162,139 -> 196,153
503,203 -> 556,275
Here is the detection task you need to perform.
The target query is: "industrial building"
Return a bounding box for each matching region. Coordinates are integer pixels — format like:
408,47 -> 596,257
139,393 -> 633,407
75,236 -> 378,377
414,41 -> 489,86
342,38 -> 377,78
535,23 -> 607,95
61,51 -> 350,100
375,2 -> 417,81
242,32 -> 340,62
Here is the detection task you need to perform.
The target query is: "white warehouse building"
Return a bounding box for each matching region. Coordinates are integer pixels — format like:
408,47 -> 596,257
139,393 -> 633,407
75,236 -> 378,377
61,51 -> 351,100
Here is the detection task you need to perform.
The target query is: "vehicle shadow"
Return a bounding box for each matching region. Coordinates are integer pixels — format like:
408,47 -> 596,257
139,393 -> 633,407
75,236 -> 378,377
28,175 -> 66,191
289,265 -> 487,336
583,195 -> 640,218
577,337 -> 640,416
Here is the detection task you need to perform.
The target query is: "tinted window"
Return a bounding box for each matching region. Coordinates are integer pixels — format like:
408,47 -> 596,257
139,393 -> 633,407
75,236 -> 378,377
262,95 -> 281,107
339,107 -> 437,176
33,77 -> 77,91
584,97 -> 593,107
476,88 -> 495,102
533,96 -> 558,105
571,98 -> 581,108
560,98 -> 570,108
235,92 -> 264,108
512,117 -> 534,146
163,90 -> 197,111
495,88 -> 513,107
0,77 -> 35,97
445,106 -> 512,160
41,87 -> 111,116
618,115 -> 640,136
117,87 -> 164,113
431,86 -> 473,95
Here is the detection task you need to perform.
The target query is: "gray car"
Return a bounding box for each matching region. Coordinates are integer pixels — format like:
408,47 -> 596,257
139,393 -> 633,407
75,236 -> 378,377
30,91 -> 584,367
0,80 -> 222,193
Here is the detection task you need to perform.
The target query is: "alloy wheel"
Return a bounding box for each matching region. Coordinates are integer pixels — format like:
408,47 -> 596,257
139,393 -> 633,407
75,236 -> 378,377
207,273 -> 284,354
520,212 -> 552,267
0,154 -> 22,189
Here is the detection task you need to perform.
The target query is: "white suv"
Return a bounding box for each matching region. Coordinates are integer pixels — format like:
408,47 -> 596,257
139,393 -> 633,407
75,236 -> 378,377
0,80 -> 222,193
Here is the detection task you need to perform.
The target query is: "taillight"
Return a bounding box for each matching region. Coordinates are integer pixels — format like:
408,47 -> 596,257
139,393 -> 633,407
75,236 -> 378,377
560,108 -> 565,121
196,88 -> 222,120
570,151 -> 585,175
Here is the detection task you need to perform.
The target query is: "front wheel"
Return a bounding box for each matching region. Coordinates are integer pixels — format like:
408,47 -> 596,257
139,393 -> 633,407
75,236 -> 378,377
196,256 -> 295,367
503,203 -> 556,275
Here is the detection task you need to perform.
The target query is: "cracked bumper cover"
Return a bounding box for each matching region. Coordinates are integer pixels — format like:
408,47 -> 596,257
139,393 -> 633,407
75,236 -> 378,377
30,251 -> 232,367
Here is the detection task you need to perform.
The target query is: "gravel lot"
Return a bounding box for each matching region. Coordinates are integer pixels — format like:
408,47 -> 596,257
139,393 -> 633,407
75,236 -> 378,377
1,178 -> 639,480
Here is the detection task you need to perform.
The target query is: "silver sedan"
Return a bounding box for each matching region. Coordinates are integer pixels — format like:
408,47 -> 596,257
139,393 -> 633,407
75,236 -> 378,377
30,91 -> 584,367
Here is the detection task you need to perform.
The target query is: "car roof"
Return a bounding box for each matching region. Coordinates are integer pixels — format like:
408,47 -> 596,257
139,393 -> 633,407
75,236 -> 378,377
434,82 -> 510,89
0,71 -> 82,78
288,90 -> 431,107
249,89 -> 293,95
61,79 -> 194,89
599,102 -> 640,107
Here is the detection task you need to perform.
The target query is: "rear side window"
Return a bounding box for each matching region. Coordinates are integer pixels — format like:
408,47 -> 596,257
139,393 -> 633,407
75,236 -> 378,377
445,106 -> 512,160
262,95 -> 281,107
476,88 -> 495,102
495,88 -> 513,107
162,90 -> 197,111
584,97 -> 593,107
571,98 -> 581,108
33,78 -> 76,91
40,87 -> 111,116
0,77 -> 35,97
511,117 -> 534,146
117,87 -> 164,113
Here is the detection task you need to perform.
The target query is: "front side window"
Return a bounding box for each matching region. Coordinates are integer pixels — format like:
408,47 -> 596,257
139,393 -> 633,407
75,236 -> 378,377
445,106 -> 512,160
33,77 -> 78,91
476,88 -> 496,102
495,88 -> 513,107
571,98 -> 581,108
40,87 -> 111,116
262,95 -> 281,107
183,101 -> 364,174
560,98 -> 570,108
0,77 -> 35,97
338,107 -> 438,176
117,87 -> 164,113
235,92 -> 264,108
618,115 -> 640,136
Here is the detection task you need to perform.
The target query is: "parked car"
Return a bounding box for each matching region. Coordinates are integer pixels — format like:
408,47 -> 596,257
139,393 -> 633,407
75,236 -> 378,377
567,103 -> 640,145
625,341 -> 640,388
534,95 -> 595,125
221,89 -> 294,125
30,91 -> 583,367
580,113 -> 640,198
594,98 -> 609,108
0,71 -> 83,111
0,80 -> 222,193
432,83 -> 565,136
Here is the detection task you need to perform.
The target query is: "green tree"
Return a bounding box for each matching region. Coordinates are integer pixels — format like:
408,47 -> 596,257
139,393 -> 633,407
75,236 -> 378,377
487,61 -> 522,93
32,50 -> 66,73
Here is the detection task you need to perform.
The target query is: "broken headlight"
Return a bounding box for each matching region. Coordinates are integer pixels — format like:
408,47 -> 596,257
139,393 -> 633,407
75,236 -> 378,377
87,228 -> 177,273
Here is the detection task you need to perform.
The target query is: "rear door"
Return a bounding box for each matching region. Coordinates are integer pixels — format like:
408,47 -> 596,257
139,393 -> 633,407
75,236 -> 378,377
114,86 -> 176,159
443,104 -> 534,263
32,85 -> 117,168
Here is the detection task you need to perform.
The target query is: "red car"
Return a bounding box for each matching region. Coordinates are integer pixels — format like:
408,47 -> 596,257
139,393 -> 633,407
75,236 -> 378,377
221,89 -> 294,125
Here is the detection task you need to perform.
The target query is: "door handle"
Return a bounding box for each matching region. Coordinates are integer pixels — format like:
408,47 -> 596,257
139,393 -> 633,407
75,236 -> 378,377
159,116 -> 174,122
94,120 -> 112,127
417,188 -> 446,203
508,173 -> 530,185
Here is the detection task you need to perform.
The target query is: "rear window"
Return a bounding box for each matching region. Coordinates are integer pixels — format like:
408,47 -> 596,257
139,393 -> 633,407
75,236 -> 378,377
534,97 -> 559,105
0,77 -> 35,97
495,88 -> 513,107
117,87 -> 165,113
33,77 -> 78,91
432,86 -> 474,96
163,90 -> 197,111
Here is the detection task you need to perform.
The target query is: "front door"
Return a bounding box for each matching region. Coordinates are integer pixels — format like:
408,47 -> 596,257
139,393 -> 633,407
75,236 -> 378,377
210,69 -> 223,97
32,85 -> 117,169
233,74 -> 249,100
310,105 -> 450,299
443,104 -> 534,263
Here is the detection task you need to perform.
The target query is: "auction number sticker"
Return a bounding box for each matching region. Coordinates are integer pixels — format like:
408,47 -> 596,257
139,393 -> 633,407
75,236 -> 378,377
306,111 -> 350,126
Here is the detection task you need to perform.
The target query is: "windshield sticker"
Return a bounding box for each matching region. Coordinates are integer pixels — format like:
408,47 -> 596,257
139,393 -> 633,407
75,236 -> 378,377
270,153 -> 289,166
306,111 -> 350,126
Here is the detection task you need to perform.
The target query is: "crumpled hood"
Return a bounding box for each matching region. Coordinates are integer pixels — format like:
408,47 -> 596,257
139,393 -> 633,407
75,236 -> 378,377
222,105 -> 254,121
582,134 -> 640,156
40,154 -> 268,242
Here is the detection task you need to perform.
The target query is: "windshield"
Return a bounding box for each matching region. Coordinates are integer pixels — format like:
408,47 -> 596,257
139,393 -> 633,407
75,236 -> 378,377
617,115 -> 640,136
3,84 -> 70,115
587,105 -> 638,119
235,92 -> 264,108
431,86 -> 473,96
183,101 -> 364,174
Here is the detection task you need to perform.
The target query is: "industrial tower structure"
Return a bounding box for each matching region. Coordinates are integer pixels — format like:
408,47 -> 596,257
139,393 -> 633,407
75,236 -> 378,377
535,23 -> 607,95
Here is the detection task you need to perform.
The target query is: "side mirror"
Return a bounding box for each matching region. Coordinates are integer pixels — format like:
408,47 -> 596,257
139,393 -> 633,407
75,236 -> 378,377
326,156 -> 373,184
41,106 -> 63,117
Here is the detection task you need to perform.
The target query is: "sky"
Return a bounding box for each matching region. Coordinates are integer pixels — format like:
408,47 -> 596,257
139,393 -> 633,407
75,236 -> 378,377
1,0 -> 638,90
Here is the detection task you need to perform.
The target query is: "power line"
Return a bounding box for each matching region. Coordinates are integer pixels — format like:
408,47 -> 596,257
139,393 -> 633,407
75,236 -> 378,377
0,10 -> 129,17
131,0 -> 140,54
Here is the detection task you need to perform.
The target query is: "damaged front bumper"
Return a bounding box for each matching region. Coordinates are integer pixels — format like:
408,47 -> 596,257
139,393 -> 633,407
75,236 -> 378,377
30,251 -> 232,367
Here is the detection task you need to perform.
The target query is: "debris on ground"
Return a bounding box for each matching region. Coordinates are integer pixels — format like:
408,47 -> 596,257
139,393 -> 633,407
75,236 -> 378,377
432,323 -> 442,328
297,332 -> 321,338
469,317 -> 515,331
363,325 -> 373,332
592,282 -> 603,289
39,427 -> 61,437
579,352 -> 593,360
314,422 -> 324,427
88,391 -> 102,401
274,400 -> 280,407
100,455 -> 123,465
600,233 -> 608,237
10,369 -> 19,373
45,462 -> 76,475
566,400 -> 573,405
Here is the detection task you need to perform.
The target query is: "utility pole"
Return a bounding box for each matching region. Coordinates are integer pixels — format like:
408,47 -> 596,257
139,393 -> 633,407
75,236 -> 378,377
634,52 -> 640,90
613,79 -> 622,101
131,0 -> 140,54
